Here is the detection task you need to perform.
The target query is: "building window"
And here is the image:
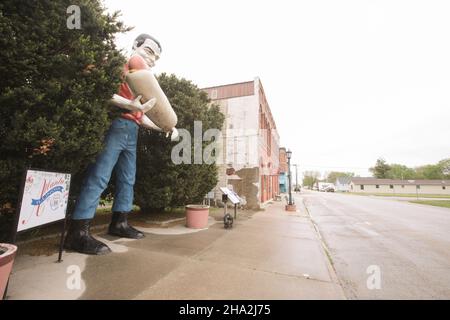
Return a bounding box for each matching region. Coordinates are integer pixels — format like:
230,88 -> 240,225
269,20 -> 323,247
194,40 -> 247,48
211,89 -> 217,99
376,185 -> 379,189
259,105 -> 263,129
401,185 -> 405,188
360,185 -> 364,190
443,186 -> 446,190
390,185 -> 394,189
416,185 -> 420,189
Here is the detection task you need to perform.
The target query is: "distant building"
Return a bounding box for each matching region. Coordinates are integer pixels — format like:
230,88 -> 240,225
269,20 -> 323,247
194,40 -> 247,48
279,147 -> 288,193
318,182 -> 335,192
335,176 -> 352,192
202,77 -> 280,209
349,178 -> 450,195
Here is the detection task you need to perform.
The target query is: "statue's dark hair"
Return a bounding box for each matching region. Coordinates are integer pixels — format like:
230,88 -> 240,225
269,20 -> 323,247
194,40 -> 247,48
134,34 -> 162,52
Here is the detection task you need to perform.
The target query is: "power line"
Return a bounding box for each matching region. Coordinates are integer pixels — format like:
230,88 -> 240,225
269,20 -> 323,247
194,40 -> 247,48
300,164 -> 371,170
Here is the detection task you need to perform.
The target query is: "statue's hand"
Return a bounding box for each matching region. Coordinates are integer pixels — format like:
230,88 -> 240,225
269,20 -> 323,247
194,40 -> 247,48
139,115 -> 178,141
110,94 -> 156,113
167,128 -> 179,141
129,95 -> 157,113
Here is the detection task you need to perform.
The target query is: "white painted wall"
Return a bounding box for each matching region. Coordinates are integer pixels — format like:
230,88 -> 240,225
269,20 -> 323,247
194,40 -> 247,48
335,183 -> 350,192
223,94 -> 259,169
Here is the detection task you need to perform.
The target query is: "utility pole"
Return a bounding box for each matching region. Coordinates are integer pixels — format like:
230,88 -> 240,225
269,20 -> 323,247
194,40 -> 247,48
293,164 -> 299,192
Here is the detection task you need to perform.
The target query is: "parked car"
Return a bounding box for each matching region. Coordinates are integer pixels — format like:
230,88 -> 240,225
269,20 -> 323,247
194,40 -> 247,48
319,183 -> 335,192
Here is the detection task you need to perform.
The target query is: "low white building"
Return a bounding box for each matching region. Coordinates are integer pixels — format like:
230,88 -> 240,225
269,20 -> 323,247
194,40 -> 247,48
349,178 -> 450,195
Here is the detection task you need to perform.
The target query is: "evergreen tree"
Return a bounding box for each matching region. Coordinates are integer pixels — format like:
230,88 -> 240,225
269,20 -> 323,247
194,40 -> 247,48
0,0 -> 128,235
134,73 -> 224,212
369,158 -> 391,178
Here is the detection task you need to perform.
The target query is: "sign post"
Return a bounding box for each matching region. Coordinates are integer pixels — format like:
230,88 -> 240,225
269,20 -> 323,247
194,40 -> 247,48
4,169 -> 71,300
220,187 -> 240,229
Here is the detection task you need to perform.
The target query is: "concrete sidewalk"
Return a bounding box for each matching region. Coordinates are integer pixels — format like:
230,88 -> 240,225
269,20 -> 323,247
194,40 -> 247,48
8,196 -> 345,299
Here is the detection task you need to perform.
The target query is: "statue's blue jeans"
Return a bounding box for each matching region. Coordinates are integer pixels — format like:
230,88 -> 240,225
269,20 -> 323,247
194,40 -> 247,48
72,118 -> 139,220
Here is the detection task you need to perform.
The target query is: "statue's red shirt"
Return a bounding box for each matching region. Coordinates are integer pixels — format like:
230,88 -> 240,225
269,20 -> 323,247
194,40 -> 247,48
118,55 -> 148,124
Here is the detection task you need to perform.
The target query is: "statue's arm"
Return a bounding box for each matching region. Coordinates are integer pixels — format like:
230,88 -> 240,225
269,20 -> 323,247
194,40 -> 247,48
140,114 -> 163,131
109,94 -> 156,113
140,115 -> 179,141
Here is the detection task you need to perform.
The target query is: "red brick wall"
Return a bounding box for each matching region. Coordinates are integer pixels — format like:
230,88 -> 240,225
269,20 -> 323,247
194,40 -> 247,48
203,81 -> 254,100
279,148 -> 288,173
258,80 -> 280,203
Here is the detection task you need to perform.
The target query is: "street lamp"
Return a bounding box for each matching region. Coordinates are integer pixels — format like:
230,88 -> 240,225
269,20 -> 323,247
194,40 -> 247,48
285,149 -> 296,211
286,149 -> 292,159
286,149 -> 292,204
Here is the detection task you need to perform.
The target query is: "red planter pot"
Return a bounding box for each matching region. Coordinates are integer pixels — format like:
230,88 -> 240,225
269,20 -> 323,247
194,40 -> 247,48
0,243 -> 17,299
185,205 -> 210,229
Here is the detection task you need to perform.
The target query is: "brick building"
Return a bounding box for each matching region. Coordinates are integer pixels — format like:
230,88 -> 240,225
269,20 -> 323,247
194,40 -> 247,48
279,147 -> 288,193
202,77 -> 280,209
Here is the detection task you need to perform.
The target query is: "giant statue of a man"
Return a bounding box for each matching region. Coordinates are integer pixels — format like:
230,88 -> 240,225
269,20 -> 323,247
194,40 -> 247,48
65,34 -> 177,255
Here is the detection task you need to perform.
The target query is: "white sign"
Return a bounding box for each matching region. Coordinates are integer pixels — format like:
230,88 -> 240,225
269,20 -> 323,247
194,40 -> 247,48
220,187 -> 240,205
17,170 -> 71,232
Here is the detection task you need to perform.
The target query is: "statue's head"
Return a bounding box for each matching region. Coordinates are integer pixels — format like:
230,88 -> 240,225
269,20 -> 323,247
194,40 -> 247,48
132,34 -> 162,68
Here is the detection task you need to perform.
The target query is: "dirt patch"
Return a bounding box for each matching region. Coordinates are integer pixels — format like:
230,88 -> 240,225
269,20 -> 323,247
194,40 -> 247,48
16,237 -> 62,257
131,218 -> 186,229
132,210 -> 186,223
14,207 -> 260,257
14,210 -> 186,257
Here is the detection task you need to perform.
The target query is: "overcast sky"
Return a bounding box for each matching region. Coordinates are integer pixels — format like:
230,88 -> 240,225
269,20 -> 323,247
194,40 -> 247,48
103,0 -> 450,178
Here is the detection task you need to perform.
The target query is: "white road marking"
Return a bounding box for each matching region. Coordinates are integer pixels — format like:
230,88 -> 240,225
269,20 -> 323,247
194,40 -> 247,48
357,225 -> 379,237
353,222 -> 379,236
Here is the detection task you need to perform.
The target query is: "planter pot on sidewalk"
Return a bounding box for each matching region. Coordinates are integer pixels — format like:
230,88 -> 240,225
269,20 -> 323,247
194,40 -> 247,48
185,205 -> 210,229
0,243 -> 17,299
285,204 -> 297,212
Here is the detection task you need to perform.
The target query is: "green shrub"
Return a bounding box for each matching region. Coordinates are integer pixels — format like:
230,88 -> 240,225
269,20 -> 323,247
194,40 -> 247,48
0,0 -> 128,241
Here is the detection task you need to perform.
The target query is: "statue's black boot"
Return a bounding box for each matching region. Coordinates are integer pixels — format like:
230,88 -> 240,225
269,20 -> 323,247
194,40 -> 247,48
64,219 -> 111,255
108,212 -> 145,239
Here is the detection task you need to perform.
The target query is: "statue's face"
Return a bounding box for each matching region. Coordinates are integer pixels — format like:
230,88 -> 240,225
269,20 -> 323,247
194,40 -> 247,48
134,38 -> 161,68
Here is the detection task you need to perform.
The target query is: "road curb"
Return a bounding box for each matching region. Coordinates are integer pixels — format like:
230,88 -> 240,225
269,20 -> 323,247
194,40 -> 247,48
300,196 -> 347,299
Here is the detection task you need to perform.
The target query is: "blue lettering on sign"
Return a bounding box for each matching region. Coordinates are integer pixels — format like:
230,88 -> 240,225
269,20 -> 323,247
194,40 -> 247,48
31,186 -> 64,206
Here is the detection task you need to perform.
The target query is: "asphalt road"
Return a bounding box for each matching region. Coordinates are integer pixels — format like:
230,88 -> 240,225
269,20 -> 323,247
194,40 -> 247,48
300,191 -> 450,299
